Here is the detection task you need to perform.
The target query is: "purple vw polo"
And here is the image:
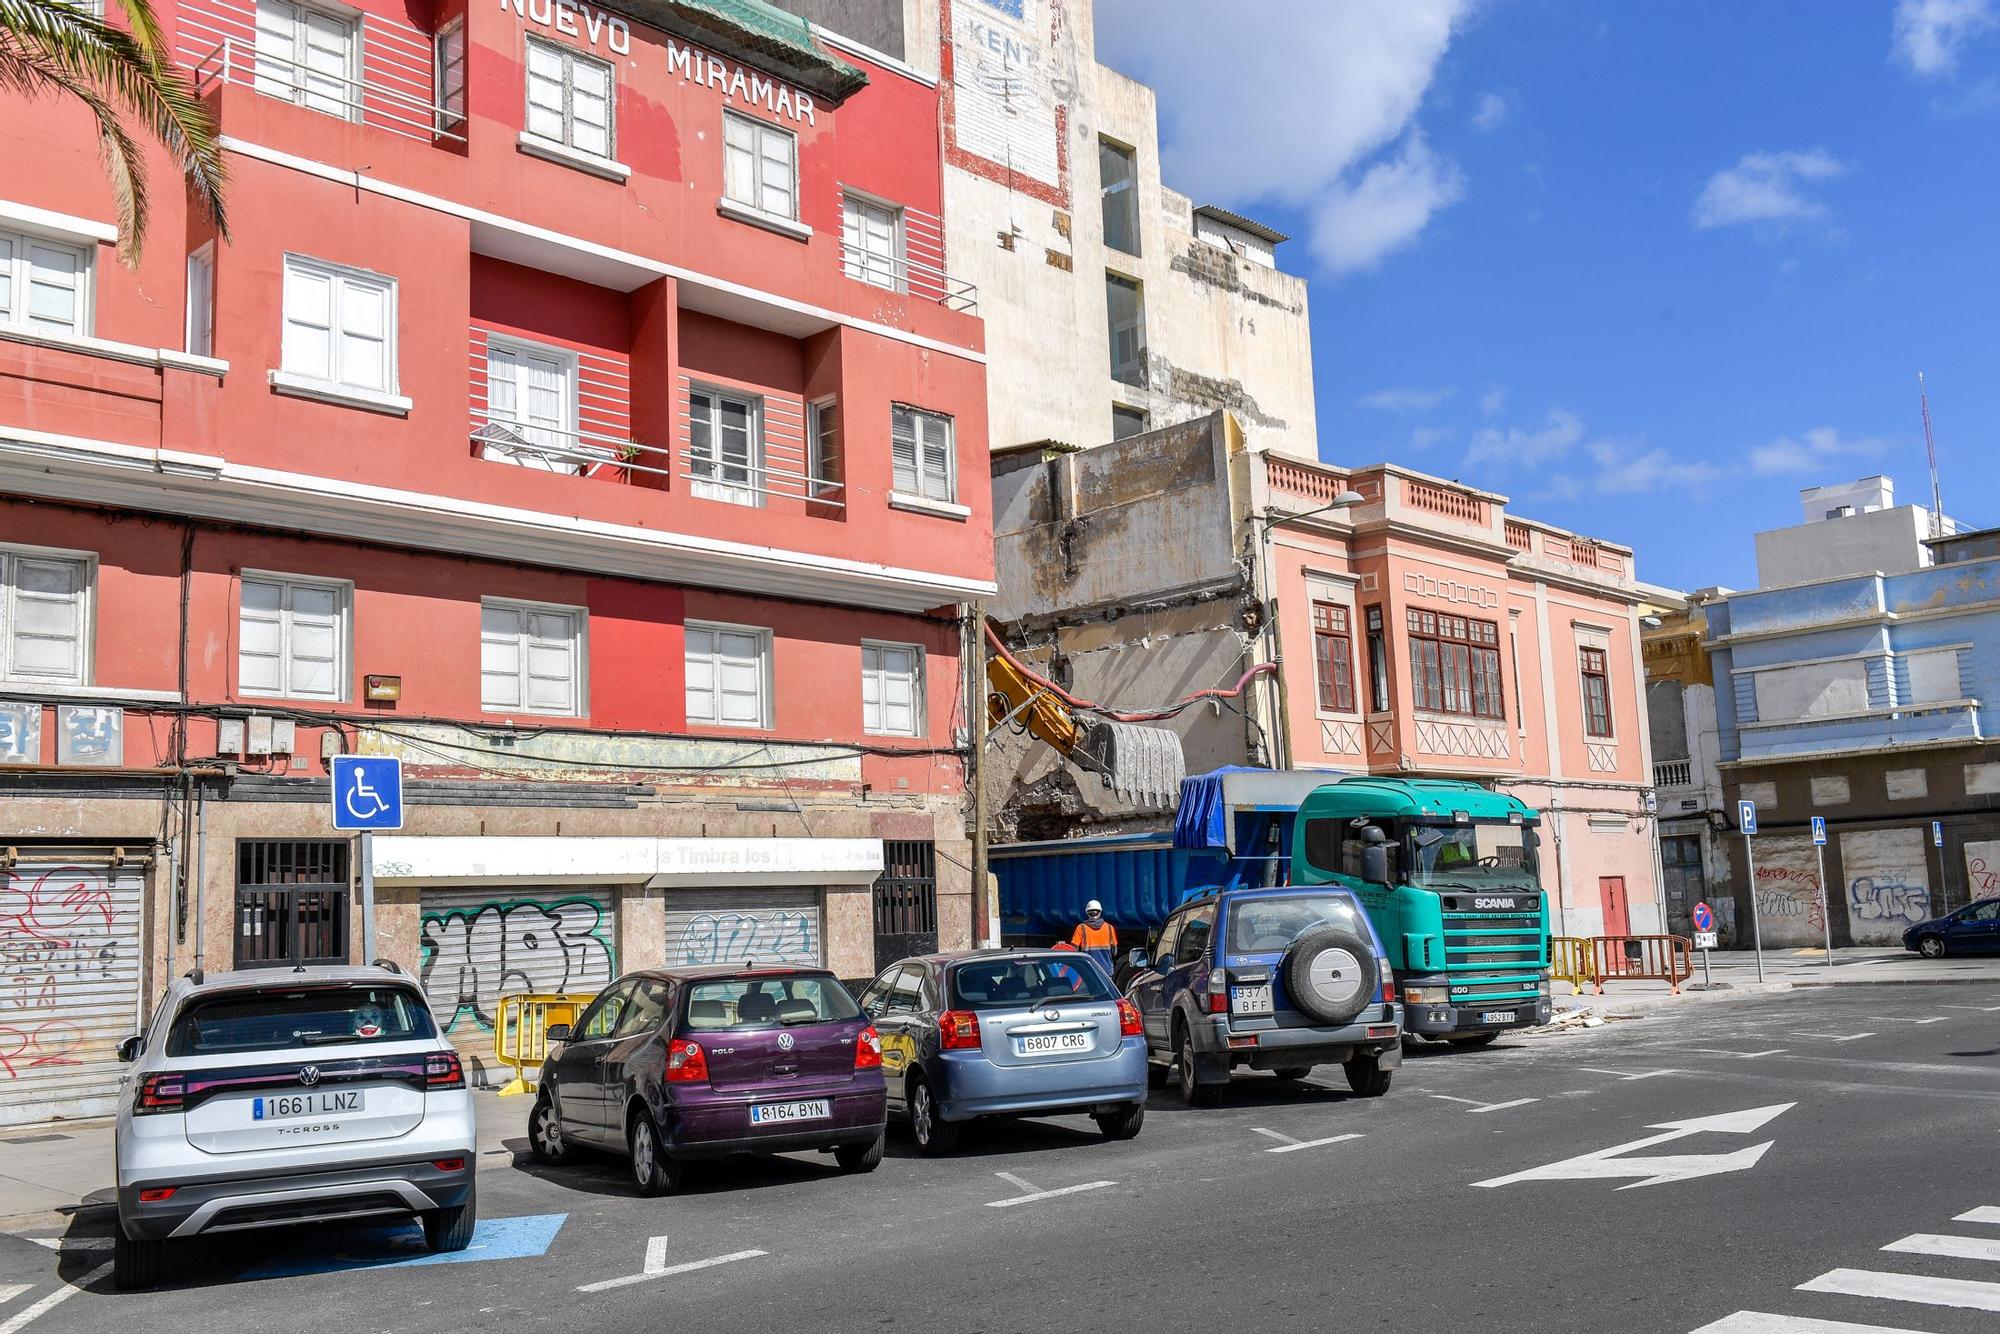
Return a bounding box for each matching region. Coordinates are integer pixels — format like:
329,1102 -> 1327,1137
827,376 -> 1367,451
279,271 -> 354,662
529,966 -> 887,1195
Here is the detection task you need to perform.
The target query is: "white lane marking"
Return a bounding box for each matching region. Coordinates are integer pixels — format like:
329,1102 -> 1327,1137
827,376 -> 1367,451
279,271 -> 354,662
1690,1311 -> 1934,1332
994,1171 -> 1039,1194
1469,1098 -> 1540,1114
0,1262 -> 108,1334
1865,1017 -> 1945,1025
1883,1233 -> 2000,1263
984,1181 -> 1116,1208
1941,1004 -> 2000,1013
1789,1032 -> 1875,1042
1430,1095 -> 1487,1107
1265,1133 -> 1365,1155
575,1246 -> 767,1294
1476,1103 -> 1794,1190
1798,1268 -> 2000,1312
1251,1127 -> 1299,1145
1678,1048 -> 1789,1058
0,1288 -> 27,1308
1578,1068 -> 1683,1080
1957,1206 -> 2000,1225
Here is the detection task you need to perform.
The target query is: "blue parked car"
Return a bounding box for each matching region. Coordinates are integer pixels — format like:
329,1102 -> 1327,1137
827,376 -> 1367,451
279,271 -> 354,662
1125,885 -> 1403,1105
1903,897 -> 2000,957
856,949 -> 1149,1155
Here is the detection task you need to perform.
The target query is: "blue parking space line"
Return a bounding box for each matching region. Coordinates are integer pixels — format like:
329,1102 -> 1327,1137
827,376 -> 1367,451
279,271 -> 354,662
239,1213 -> 567,1279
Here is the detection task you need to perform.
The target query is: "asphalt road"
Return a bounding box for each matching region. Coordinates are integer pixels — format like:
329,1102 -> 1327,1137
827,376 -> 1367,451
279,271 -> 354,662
4,982 -> 1998,1334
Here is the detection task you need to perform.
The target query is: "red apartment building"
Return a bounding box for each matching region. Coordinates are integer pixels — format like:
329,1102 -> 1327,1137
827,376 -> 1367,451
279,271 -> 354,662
0,0 -> 992,1119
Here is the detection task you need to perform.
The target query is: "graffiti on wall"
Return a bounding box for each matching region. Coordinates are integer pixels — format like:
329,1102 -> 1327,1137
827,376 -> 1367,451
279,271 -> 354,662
1839,828 -> 1932,945
0,865 -> 127,1079
673,911 -> 817,968
1749,836 -> 1825,947
1966,841 -> 2000,898
419,897 -> 615,1034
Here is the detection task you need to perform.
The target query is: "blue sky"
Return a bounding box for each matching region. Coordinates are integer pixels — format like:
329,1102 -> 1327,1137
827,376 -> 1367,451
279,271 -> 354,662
1096,1 -> 2000,592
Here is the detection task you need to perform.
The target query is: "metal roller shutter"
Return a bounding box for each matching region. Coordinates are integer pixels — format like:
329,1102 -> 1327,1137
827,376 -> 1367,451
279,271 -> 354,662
663,888 -> 823,969
417,886 -> 618,1044
0,859 -> 145,1126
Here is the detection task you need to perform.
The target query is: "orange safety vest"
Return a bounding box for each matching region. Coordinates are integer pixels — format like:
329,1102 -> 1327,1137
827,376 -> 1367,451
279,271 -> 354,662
1071,920 -> 1117,950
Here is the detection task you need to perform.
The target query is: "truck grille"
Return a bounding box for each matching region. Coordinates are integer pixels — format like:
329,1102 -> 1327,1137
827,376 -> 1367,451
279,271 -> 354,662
1441,904 -> 1544,1003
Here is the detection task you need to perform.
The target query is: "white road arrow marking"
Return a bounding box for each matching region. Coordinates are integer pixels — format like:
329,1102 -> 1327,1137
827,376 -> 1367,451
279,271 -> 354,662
0,1288 -> 27,1308
1578,1067 -> 1682,1081
1691,1312 -> 1933,1333
1678,1047 -> 1789,1059
1474,1103 -> 1794,1190
575,1235 -> 767,1293
0,1263 -> 107,1334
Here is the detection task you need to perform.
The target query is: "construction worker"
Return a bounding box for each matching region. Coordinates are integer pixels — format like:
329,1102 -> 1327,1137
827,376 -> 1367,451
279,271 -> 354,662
1069,900 -> 1118,977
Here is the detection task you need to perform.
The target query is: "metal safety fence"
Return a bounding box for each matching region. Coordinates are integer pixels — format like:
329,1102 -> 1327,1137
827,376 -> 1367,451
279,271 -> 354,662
491,992 -> 598,1097
1587,935 -> 1696,995
1549,935 -> 1595,995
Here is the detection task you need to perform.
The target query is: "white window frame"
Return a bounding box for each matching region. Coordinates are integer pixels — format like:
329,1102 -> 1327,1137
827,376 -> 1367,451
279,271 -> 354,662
840,192 -> 905,292
684,621 -> 772,730
806,396 -> 840,499
477,332 -> 584,473
723,110 -> 799,221
434,15 -> 467,136
480,597 -> 587,718
253,0 -> 362,123
688,385 -> 765,508
0,226 -> 92,337
0,543 -> 95,687
523,34 -> 615,160
861,640 -> 924,738
185,241 -> 215,357
891,404 -> 956,504
236,571 -> 351,702
1106,269 -> 1146,387
278,252 -> 399,401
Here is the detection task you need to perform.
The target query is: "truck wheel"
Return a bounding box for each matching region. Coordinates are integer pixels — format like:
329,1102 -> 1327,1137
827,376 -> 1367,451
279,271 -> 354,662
112,1228 -> 163,1290
1344,1055 -> 1393,1098
1283,925 -> 1380,1026
1174,1023 -> 1222,1107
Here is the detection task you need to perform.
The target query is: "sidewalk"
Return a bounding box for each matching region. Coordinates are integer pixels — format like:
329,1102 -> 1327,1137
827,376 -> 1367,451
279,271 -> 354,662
1549,945 -> 1999,1021
0,1089 -> 524,1234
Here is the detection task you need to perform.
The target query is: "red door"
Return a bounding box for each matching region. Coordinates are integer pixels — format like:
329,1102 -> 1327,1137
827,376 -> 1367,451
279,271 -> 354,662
1599,877 -> 1631,937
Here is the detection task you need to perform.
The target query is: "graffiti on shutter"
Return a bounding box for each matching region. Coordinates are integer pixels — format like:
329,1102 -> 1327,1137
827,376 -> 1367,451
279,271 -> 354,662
664,889 -> 822,968
418,887 -> 617,1037
0,861 -> 144,1125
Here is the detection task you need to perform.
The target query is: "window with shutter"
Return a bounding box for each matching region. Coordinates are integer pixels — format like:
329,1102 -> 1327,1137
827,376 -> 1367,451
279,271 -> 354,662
807,398 -> 840,498
480,336 -> 582,473
524,36 -> 615,158
282,254 -> 395,393
481,600 -> 583,716
1406,608 -> 1504,720
1311,603 -> 1355,713
890,406 -> 955,503
1,549 -> 91,685
685,623 -> 770,728
688,389 -> 763,506
239,574 -> 347,701
185,243 -> 215,357
0,229 -> 91,336
841,195 -> 904,290
724,112 -> 798,219
862,642 -> 923,737
1579,646 -> 1613,737
434,17 -> 466,134
254,0 -> 359,121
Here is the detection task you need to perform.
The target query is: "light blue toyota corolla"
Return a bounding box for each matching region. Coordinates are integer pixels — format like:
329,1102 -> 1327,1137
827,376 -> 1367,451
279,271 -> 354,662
856,949 -> 1149,1154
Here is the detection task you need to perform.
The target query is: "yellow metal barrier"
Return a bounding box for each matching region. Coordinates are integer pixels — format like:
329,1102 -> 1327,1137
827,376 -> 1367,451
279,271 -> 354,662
492,992 -> 597,1097
1549,936 -> 1596,995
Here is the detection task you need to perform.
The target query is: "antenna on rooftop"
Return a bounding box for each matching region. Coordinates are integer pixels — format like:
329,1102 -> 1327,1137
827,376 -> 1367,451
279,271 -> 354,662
1918,372 -> 1944,540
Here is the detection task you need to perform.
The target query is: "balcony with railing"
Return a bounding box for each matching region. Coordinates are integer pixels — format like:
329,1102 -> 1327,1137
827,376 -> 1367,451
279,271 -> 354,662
673,376 -> 844,513
468,327 -> 659,483
836,196 -> 978,313
182,0 -> 463,146
1653,759 -> 1693,789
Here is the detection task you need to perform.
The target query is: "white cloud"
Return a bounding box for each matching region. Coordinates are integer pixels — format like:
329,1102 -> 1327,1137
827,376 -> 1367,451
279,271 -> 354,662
1465,408 -> 1584,467
1693,149 -> 1848,232
1358,385 -> 1455,412
1588,442 -> 1722,494
1095,0 -> 1476,274
1409,426 -> 1455,451
1893,0 -> 1996,76
1749,427 -> 1890,475
1471,91 -> 1510,132
1480,385 -> 1506,418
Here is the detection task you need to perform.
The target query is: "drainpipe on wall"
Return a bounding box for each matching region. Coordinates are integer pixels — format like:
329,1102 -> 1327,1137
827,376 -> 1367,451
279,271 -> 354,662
1549,791 -> 1572,935
192,782 -> 208,973
967,601 -> 992,947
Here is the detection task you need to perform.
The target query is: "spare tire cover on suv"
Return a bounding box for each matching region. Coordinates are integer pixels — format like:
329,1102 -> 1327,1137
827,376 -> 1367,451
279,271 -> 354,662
1282,925 -> 1379,1026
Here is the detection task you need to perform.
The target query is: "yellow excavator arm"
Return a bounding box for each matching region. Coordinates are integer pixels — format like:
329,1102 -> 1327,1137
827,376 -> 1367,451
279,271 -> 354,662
986,651 -> 1083,756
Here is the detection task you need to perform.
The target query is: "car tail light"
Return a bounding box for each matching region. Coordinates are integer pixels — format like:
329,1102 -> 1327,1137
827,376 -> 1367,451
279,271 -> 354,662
854,1025 -> 883,1069
1381,978 -> 1396,1005
666,1037 -> 709,1083
426,1051 -> 466,1090
1115,999 -> 1142,1037
138,1187 -> 177,1203
135,1072 -> 184,1115
1205,968 -> 1228,1014
938,1010 -> 981,1050
430,1158 -> 466,1173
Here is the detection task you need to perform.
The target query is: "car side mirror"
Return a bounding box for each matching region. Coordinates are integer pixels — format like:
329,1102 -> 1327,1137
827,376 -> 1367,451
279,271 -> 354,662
1362,845 -> 1391,886
1126,949 -> 1149,970
545,1023 -> 572,1044
116,1035 -> 143,1063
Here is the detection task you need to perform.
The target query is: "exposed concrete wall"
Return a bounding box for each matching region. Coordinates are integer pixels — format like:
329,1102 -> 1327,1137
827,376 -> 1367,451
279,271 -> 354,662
940,0 -> 1317,460
1754,504 -> 1934,586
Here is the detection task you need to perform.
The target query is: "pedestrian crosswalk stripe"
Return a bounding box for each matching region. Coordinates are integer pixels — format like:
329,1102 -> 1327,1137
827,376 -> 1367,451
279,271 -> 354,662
1798,1268 -> 2000,1312
1882,1233 -> 2000,1263
1690,1311 -> 1934,1333
1955,1206 -> 2000,1226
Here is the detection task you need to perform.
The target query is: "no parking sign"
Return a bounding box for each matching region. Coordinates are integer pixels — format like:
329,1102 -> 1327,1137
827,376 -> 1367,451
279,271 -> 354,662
1691,901 -> 1717,951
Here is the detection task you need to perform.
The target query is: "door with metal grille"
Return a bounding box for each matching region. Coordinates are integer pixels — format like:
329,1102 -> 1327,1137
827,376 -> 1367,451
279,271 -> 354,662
234,840 -> 350,969
872,840 -> 939,974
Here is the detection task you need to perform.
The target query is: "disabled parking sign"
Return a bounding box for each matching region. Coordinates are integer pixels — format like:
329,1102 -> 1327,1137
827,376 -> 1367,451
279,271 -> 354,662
331,755 -> 404,831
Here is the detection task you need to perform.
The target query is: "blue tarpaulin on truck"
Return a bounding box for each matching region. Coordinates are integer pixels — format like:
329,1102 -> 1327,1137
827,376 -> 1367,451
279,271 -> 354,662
1173,765 -> 1272,849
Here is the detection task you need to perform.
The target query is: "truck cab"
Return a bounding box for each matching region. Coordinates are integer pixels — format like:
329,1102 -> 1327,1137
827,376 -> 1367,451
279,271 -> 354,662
1291,779 -> 1553,1042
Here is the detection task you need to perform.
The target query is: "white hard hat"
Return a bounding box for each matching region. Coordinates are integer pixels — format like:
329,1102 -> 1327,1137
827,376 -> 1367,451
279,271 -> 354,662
1085,900 -> 1103,913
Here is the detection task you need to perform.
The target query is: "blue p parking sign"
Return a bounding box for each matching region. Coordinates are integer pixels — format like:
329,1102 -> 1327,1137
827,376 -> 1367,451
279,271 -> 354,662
1737,800 -> 1757,835
331,755 -> 404,831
